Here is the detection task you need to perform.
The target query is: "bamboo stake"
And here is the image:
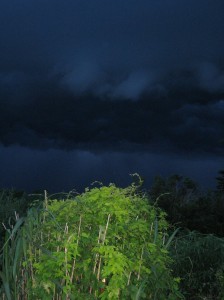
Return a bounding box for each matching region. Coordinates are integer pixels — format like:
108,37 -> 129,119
90,226 -> 102,294
137,246 -> 144,280
97,214 -> 111,281
64,223 -> 69,299
70,215 -> 82,284
93,227 -> 102,275
127,272 -> 132,286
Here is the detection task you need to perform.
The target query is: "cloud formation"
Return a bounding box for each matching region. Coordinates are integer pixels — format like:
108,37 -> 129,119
1,145 -> 223,192
0,0 -> 223,156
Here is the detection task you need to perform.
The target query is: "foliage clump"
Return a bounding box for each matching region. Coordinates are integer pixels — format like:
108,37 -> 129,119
171,231 -> 224,299
149,174 -> 224,236
0,183 -> 182,299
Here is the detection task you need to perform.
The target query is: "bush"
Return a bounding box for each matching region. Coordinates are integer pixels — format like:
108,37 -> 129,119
171,231 -> 224,299
0,189 -> 31,254
0,183 -> 182,299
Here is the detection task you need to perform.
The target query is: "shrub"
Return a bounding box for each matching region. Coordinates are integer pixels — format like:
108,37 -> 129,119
0,183 -> 182,299
171,230 -> 224,299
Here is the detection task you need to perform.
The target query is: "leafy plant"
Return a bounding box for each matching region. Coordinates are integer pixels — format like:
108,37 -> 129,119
0,182 -> 182,299
171,230 -> 224,299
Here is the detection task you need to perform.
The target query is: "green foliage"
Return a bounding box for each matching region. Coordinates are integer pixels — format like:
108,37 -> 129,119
0,189 -> 45,250
0,205 -> 45,300
216,170 -> 224,194
149,174 -> 224,236
3,170 -> 224,299
171,231 -> 224,299
150,175 -> 199,215
0,183 -> 182,299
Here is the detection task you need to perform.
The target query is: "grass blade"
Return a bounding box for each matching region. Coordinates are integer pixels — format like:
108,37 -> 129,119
0,271 -> 12,300
1,217 -> 25,252
164,228 -> 180,249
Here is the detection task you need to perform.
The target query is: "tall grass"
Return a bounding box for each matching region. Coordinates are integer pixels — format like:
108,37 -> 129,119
171,230 -> 224,299
0,206 -> 44,299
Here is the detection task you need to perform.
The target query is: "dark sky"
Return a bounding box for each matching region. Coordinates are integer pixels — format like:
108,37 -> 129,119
0,0 -> 224,192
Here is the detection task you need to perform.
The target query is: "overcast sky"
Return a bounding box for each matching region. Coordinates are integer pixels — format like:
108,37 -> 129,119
0,0 -> 224,192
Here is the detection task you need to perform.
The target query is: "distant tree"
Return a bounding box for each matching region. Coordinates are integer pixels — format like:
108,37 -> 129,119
150,175 -> 166,197
149,173 -> 224,236
149,174 -> 200,226
216,170 -> 224,193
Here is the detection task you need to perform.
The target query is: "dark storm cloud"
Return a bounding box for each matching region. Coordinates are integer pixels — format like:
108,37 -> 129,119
1,145 -> 223,192
0,0 -> 224,155
0,85 -> 223,155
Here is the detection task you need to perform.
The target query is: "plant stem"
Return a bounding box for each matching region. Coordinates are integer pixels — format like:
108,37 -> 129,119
97,214 -> 111,281
70,215 -> 82,284
137,246 -> 144,280
127,272 -> 132,286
